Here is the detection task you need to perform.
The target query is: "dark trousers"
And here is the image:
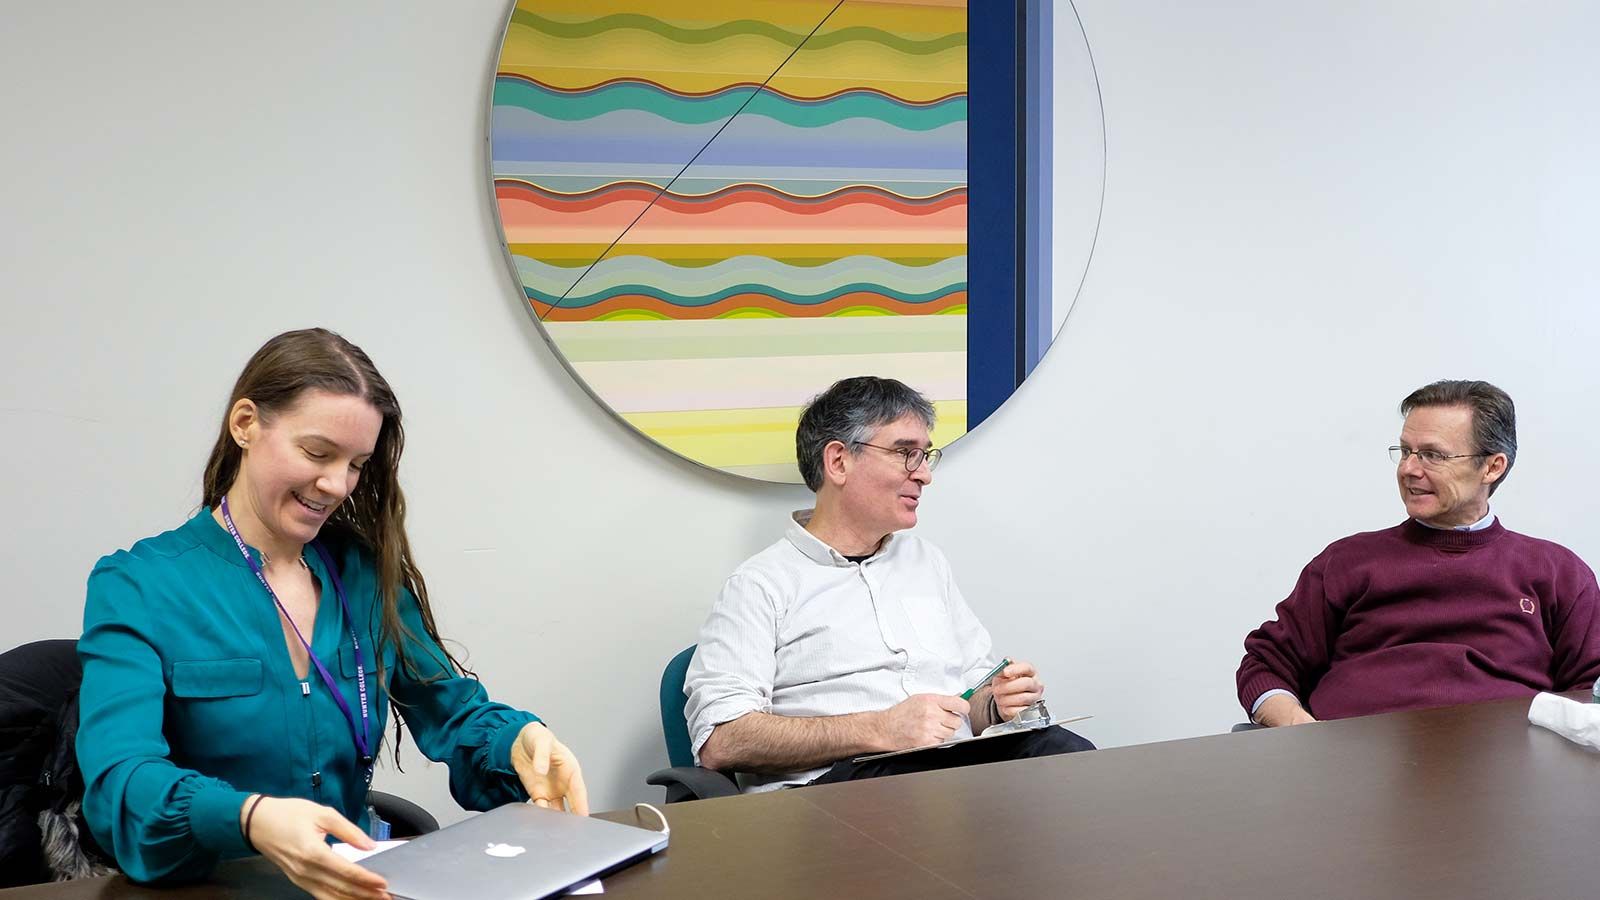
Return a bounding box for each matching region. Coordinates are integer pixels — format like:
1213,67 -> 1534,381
807,725 -> 1095,786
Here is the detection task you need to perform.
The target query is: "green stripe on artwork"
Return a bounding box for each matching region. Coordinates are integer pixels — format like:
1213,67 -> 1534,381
544,315 -> 965,362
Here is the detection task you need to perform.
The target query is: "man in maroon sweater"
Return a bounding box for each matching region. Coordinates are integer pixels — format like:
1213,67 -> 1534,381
1238,380 -> 1600,727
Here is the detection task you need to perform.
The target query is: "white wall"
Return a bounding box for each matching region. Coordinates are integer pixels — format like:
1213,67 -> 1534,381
3,1 -> 1598,822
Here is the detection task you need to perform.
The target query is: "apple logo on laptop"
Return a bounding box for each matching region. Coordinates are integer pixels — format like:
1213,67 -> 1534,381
484,843 -> 527,859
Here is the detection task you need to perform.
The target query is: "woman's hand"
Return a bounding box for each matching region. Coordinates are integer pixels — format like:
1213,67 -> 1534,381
509,722 -> 590,815
244,795 -> 389,900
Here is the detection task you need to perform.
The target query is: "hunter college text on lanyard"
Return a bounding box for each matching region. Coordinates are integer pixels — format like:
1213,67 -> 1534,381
219,496 -> 374,785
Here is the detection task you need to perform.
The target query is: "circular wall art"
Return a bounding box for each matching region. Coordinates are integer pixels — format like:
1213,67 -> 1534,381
488,0 -> 1103,482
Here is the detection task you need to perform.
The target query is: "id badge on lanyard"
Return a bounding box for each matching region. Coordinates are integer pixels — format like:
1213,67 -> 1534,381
219,497 -> 375,784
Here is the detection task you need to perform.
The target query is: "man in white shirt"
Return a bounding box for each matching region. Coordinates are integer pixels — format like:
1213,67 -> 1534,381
685,376 -> 1092,791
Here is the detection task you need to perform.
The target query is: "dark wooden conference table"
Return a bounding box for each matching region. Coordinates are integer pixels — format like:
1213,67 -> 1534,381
9,693 -> 1597,899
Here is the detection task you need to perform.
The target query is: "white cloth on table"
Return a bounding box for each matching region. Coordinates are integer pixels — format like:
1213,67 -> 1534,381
1527,692 -> 1600,751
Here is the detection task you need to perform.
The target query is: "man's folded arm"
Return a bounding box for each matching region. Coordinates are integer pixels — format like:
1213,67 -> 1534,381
698,710 -> 887,773
1250,688 -> 1297,717
684,572 -> 792,770
1237,553 -> 1339,723
1251,691 -> 1316,727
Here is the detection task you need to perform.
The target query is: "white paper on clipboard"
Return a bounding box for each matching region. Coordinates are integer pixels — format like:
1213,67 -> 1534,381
851,715 -> 1092,764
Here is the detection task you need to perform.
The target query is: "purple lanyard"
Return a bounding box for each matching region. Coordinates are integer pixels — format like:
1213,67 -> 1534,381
219,497 -> 374,781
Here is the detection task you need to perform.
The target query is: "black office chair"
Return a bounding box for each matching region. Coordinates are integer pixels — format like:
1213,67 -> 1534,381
645,645 -> 740,803
367,789 -> 438,837
1,639 -> 113,886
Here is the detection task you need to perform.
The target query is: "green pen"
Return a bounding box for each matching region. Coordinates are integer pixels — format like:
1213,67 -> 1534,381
960,658 -> 1012,700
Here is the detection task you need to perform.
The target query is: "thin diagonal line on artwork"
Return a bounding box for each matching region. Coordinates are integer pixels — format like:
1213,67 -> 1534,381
539,0 -> 847,321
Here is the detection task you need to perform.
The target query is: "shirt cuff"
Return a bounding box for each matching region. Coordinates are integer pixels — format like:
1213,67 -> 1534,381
488,714 -> 541,774
688,701 -> 766,764
188,785 -> 256,856
689,720 -> 719,764
1250,688 -> 1298,719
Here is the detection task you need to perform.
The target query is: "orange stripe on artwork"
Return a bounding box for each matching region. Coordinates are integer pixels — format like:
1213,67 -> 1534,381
492,184 -> 960,222
532,290 -> 968,321
499,200 -> 966,244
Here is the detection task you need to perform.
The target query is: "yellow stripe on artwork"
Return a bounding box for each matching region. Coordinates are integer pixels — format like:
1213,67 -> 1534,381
499,11 -> 965,101
500,64 -> 962,102
500,27 -> 791,76
525,0 -> 964,31
499,43 -> 964,91
526,0 -> 841,27
623,401 -> 967,470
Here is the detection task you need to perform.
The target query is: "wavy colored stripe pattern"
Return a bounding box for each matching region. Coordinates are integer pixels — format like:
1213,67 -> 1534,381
517,254 -> 965,303
512,11 -> 967,55
500,1 -> 965,101
489,0 -> 968,480
491,2 -> 966,319
495,75 -> 965,130
514,254 -> 966,319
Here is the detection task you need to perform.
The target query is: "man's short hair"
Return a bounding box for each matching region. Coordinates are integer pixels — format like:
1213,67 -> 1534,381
1399,379 -> 1517,494
796,376 -> 936,491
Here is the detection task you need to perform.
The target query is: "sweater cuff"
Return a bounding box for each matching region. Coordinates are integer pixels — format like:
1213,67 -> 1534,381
1239,673 -> 1296,714
488,714 -> 541,774
189,785 -> 255,856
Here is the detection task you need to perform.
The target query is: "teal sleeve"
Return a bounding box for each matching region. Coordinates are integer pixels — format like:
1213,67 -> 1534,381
76,559 -> 254,883
387,587 -> 539,810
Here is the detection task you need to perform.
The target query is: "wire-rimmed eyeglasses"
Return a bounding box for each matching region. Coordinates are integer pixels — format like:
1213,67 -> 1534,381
1389,445 -> 1487,467
854,441 -> 942,473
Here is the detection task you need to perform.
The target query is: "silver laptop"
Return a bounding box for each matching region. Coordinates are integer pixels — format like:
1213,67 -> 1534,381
362,803 -> 668,900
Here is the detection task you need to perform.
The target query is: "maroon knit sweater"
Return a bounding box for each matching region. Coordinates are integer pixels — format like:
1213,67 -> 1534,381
1237,519 -> 1600,719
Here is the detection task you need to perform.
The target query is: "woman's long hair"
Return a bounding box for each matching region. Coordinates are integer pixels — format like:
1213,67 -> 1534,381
201,328 -> 469,761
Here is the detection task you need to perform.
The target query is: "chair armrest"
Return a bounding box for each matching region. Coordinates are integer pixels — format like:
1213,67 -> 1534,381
367,789 -> 440,837
646,766 -> 740,803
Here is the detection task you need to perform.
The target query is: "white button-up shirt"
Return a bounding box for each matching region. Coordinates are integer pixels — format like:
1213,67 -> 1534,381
685,510 -> 997,791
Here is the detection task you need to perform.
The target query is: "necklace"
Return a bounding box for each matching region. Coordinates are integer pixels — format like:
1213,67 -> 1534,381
260,550 -> 309,570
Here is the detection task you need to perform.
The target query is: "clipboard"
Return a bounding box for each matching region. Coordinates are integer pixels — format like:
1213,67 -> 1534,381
851,715 -> 1092,764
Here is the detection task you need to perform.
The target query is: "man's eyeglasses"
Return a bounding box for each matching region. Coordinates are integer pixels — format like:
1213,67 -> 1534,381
854,441 -> 942,473
1389,446 -> 1487,467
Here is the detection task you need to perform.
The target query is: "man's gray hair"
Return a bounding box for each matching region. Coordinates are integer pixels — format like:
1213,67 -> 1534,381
796,376 -> 936,491
1399,379 -> 1517,495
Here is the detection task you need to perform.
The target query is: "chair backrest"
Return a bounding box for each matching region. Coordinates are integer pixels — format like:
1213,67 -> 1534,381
657,645 -> 698,769
0,639 -> 91,887
0,640 -> 81,789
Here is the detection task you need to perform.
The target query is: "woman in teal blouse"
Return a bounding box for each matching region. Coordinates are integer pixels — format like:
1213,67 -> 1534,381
77,328 -> 587,899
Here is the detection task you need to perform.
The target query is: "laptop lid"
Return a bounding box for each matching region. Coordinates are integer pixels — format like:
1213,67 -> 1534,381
362,803 -> 667,900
